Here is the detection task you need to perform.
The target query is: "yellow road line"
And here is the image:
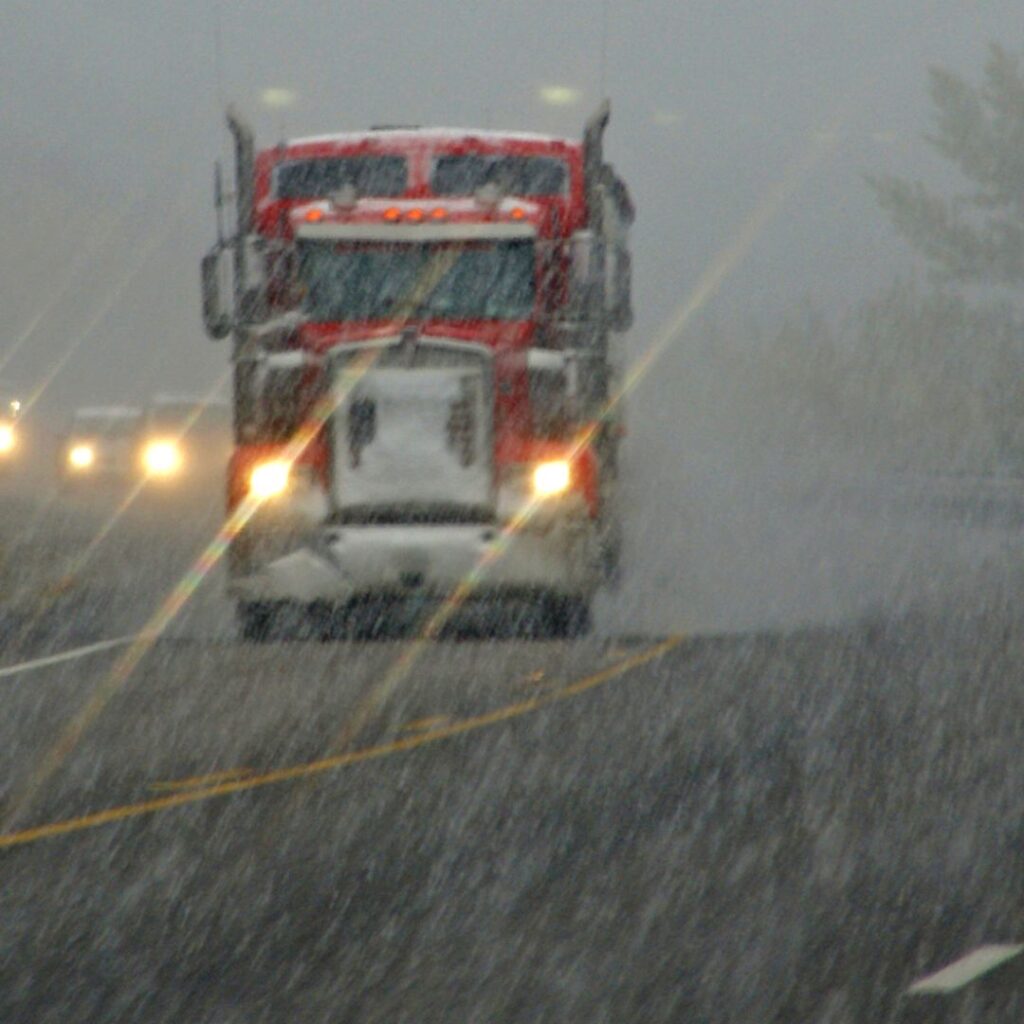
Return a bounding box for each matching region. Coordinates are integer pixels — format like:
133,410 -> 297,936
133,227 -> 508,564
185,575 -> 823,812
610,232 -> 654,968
0,635 -> 682,850
400,716 -> 451,734
0,353 -> 385,836
149,767 -> 255,792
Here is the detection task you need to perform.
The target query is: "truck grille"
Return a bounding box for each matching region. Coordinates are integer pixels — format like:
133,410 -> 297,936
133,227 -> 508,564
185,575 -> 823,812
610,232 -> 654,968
329,335 -> 493,522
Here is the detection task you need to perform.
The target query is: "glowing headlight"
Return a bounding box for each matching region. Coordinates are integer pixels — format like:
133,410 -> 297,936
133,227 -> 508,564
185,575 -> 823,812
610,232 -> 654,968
0,423 -> 16,454
143,439 -> 183,476
532,459 -> 571,498
249,460 -> 290,499
68,444 -> 95,470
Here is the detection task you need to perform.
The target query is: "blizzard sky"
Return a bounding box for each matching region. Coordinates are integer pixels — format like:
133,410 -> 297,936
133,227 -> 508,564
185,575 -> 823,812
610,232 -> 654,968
0,0 -> 1019,416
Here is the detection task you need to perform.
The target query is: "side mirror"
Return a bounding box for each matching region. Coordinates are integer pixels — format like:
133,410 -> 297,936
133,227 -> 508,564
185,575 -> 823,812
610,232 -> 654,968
201,245 -> 232,339
568,230 -> 603,316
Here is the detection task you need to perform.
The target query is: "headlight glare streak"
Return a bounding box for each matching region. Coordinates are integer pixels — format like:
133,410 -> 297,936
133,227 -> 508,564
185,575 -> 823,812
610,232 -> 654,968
249,460 -> 290,500
532,459 -> 571,499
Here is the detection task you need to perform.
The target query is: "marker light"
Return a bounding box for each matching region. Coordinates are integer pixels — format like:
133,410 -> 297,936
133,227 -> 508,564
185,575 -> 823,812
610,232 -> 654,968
510,207 -> 526,220
0,423 -> 15,454
143,439 -> 183,476
304,208 -> 325,223
384,207 -> 401,221
249,459 -> 290,499
532,459 -> 571,498
430,207 -> 447,220
406,208 -> 424,222
538,84 -> 582,107
68,444 -> 95,470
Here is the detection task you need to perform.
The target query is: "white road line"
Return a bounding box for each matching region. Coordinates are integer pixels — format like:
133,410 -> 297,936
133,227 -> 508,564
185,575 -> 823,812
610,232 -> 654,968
907,944 -> 1024,995
0,636 -> 138,681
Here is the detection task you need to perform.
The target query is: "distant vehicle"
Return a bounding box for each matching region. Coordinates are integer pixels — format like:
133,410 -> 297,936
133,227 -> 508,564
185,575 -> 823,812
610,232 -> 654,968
59,406 -> 144,484
138,394 -> 232,483
0,387 -> 24,470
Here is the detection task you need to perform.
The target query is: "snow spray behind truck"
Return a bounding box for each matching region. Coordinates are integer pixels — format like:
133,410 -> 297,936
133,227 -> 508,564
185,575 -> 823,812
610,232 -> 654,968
201,105 -> 633,639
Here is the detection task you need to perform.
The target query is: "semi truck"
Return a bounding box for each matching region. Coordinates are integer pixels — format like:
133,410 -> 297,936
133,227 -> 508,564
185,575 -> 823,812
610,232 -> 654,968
201,104 -> 634,640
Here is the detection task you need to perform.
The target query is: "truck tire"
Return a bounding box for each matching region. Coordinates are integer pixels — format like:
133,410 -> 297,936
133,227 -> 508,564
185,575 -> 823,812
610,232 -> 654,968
543,595 -> 591,639
238,601 -> 275,642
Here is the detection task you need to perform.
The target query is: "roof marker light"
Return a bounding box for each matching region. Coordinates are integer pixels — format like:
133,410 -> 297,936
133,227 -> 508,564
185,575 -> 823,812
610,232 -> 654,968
406,208 -> 424,222
510,207 -> 526,220
430,207 -> 447,220
384,207 -> 401,221
304,208 -> 325,223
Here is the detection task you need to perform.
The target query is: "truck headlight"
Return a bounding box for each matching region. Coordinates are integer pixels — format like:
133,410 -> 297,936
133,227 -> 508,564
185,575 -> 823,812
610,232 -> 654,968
249,460 -> 290,499
143,439 -> 182,476
68,444 -> 96,470
532,459 -> 571,498
0,423 -> 16,454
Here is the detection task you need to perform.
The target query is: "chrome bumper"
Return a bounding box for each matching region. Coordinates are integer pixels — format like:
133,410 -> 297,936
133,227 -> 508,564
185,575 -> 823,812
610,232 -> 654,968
229,519 -> 599,604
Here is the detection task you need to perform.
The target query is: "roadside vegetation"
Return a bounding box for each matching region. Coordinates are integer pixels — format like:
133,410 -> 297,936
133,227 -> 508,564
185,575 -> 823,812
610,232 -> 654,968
734,45 -> 1024,475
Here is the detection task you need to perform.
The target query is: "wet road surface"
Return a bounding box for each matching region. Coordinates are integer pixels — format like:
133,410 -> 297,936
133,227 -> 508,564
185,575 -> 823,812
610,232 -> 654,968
1,466 -> 1023,1021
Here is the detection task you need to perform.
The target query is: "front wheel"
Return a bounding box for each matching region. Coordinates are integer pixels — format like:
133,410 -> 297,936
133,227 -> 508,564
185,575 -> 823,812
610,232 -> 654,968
237,601 -> 275,642
238,600 -> 349,642
542,595 -> 592,640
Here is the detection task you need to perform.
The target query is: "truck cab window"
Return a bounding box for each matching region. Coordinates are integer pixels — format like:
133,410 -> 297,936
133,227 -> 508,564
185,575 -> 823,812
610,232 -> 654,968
297,240 -> 536,321
275,156 -> 408,199
431,155 -> 567,197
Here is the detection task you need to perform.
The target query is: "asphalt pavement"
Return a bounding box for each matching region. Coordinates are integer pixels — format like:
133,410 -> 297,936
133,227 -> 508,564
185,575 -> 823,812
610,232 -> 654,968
1,465 -> 1023,1021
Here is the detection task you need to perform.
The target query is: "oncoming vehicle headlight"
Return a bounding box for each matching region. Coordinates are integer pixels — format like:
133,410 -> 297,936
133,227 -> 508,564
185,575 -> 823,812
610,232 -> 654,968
532,459 -> 571,499
249,460 -> 290,500
143,439 -> 183,477
68,444 -> 95,470
0,423 -> 16,454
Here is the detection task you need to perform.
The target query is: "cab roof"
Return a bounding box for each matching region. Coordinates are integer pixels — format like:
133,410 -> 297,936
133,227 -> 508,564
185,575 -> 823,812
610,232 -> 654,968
285,128 -> 571,148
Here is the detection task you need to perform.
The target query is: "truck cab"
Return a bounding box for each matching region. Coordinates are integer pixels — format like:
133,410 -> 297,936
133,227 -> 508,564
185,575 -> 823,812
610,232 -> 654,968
202,109 -> 633,639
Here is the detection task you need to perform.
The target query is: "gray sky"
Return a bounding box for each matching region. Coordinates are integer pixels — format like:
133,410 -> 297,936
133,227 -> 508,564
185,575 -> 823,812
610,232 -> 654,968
1,0 -> 1019,414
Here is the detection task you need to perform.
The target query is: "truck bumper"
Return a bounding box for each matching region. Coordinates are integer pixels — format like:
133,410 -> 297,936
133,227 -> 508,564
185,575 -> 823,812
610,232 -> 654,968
229,520 -> 599,604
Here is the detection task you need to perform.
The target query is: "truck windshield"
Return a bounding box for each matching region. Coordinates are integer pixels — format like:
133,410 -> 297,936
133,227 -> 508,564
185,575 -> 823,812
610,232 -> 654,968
431,155 -> 567,196
275,156 -> 408,199
297,239 -> 535,321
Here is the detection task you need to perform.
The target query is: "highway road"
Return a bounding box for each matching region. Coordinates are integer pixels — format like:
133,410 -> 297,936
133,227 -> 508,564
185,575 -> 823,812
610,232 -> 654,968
1,463 -> 1023,1021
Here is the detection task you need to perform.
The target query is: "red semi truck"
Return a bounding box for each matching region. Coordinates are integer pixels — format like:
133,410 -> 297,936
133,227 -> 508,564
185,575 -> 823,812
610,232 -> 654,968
201,105 -> 633,639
